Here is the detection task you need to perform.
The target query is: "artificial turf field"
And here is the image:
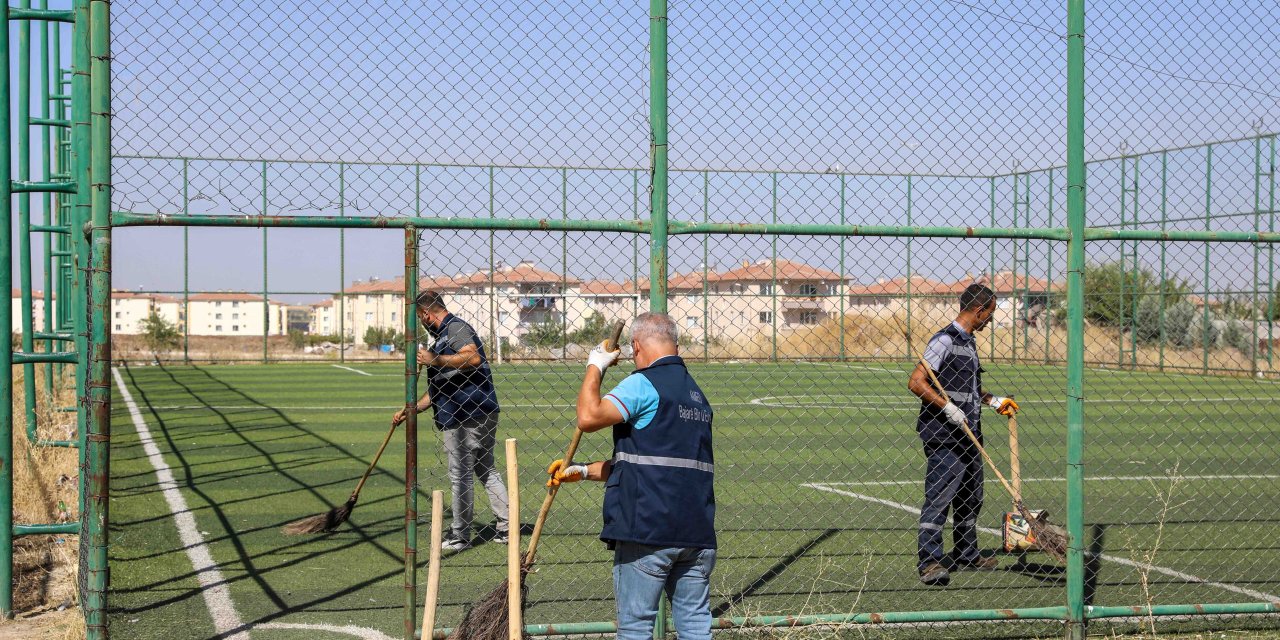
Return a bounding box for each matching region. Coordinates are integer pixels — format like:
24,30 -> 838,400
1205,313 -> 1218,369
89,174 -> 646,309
107,360 -> 1280,639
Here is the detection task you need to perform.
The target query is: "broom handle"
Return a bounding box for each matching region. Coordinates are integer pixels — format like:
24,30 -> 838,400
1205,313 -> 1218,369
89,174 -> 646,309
351,418 -> 401,501
506,438 -> 523,640
523,321 -> 625,566
916,354 -> 1022,505
421,490 -> 444,640
1008,412 -> 1023,505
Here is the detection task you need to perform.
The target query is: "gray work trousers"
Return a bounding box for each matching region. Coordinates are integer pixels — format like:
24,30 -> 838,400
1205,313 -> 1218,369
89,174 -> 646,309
441,413 -> 509,539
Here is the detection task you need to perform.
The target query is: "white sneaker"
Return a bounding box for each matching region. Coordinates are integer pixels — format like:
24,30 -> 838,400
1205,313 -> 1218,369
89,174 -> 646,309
441,534 -> 471,551
492,531 -> 509,545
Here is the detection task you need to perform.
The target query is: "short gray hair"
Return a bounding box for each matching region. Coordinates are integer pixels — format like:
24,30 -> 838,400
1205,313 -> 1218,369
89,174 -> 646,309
631,312 -> 678,346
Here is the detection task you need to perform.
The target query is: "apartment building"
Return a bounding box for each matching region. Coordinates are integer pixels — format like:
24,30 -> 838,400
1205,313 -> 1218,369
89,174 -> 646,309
187,292 -> 287,336
110,291 -> 183,335
9,289 -> 52,335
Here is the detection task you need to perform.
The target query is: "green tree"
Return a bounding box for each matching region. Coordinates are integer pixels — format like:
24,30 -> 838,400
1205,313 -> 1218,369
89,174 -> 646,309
570,311 -> 610,345
522,317 -> 566,347
287,329 -> 305,349
140,311 -> 181,353
1081,261 -> 1188,329
363,326 -> 404,349
1165,301 -> 1197,348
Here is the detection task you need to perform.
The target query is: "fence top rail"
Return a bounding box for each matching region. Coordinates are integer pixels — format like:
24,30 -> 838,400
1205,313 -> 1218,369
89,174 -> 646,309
111,211 -> 1280,244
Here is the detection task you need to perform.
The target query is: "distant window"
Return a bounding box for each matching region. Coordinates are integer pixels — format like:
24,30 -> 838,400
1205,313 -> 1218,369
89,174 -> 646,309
216,301 -> 222,307
232,313 -> 239,320
365,295 -> 373,303
216,325 -> 223,331
800,311 -> 819,325
686,316 -> 700,329
738,312 -> 745,324
215,313 -> 222,320
232,301 -> 240,308
114,324 -> 121,331
391,312 -> 398,323
365,312 -> 373,321
798,284 -> 819,296
232,325 -> 239,332
759,284 -> 772,295
686,294 -> 698,303
498,312 -> 510,323
114,311 -> 121,318
758,311 -> 772,324
731,284 -> 744,293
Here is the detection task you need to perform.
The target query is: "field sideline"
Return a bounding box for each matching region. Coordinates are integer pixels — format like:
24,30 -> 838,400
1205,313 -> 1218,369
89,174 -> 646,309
108,361 -> 1280,639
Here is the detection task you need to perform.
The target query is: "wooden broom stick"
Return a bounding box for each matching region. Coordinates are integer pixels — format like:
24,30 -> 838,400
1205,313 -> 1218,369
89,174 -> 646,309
420,490 -> 444,640
505,438 -> 522,640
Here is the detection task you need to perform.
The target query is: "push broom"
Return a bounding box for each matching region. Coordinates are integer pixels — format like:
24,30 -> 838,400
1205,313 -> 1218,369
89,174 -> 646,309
281,402 -> 419,535
449,320 -> 626,640
916,353 -> 1069,562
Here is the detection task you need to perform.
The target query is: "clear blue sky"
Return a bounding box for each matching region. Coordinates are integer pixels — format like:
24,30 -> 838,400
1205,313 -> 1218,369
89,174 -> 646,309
11,0 -> 1280,300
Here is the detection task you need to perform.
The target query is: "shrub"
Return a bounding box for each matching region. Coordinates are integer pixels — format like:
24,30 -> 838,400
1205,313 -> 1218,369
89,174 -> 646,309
140,311 -> 181,353
1164,301 -> 1197,348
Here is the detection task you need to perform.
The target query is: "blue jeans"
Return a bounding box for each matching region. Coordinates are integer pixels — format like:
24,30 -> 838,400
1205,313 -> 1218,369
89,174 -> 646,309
612,542 -> 716,640
918,441 -> 984,570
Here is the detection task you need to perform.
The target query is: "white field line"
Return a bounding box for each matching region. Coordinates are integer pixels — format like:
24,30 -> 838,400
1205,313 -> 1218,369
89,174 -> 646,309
331,364 -> 400,377
143,402 -> 764,411
113,367 -> 250,640
252,622 -> 397,639
822,474 -> 1280,487
749,394 -> 1280,408
796,361 -> 909,374
804,482 -> 1280,603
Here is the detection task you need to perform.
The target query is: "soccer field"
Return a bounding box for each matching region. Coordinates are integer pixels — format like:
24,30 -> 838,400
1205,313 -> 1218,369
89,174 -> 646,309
107,361 -> 1280,639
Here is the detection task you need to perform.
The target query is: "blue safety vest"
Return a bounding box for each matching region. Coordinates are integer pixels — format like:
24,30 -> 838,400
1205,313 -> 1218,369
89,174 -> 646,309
601,356 -> 716,549
426,314 -> 500,430
916,323 -> 983,444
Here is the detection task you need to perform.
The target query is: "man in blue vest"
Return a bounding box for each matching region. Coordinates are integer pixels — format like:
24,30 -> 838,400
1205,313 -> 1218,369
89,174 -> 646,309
392,290 -> 508,550
545,312 -> 716,640
907,283 -> 1019,586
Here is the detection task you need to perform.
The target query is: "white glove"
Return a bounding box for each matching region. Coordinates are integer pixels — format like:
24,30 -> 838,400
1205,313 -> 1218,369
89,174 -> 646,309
941,403 -> 967,428
587,341 -> 620,374
987,395 -> 1020,416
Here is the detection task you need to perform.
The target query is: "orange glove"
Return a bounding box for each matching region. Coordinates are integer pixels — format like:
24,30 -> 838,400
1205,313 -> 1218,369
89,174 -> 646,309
546,459 -> 588,487
987,395 -> 1020,416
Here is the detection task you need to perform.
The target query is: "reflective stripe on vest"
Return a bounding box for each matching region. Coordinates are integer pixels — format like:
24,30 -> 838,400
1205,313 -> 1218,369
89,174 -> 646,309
615,451 -> 714,474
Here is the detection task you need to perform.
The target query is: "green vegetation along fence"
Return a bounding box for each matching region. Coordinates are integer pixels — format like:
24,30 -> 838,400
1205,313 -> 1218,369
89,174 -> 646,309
3,1 -> 1279,639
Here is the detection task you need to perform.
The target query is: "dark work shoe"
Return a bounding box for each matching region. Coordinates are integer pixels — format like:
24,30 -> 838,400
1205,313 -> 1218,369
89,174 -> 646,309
492,530 -> 509,545
955,555 -> 999,571
919,561 -> 950,586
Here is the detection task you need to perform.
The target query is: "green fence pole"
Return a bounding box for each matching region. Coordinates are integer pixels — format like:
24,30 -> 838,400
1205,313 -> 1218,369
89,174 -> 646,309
71,0 -> 91,538
648,0 -> 668,316
771,173 -> 777,362
1159,152 -> 1167,371
183,159 -> 190,362
1046,168 -> 1054,363
262,161 -> 269,362
86,0 -> 113,635
19,0 -> 41,440
650,3 -> 669,631
339,163 -> 346,362
839,175 -> 846,361
1270,136 -> 1276,368
906,176 -> 913,360
562,168 -> 568,355
1,1 -> 15,617
1064,0 -> 1087,636
1255,138 -> 1263,376
488,166 -> 497,362
1203,145 -> 1212,374
403,225 -> 420,640
988,177 -> 996,359
40,0 -> 55,399
703,171 -> 710,361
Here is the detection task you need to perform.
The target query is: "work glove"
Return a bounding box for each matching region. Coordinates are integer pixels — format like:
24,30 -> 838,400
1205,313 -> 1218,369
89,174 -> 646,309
587,341 -> 621,374
987,395 -> 1019,416
941,402 -> 968,428
546,459 -> 588,487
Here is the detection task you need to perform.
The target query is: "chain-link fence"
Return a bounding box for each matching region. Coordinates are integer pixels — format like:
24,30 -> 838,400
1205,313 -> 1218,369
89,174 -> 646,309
83,0 -> 1280,639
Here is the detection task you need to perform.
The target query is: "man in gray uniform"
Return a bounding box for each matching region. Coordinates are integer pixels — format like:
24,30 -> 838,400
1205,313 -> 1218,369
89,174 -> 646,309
394,291 -> 508,550
907,283 -> 1019,586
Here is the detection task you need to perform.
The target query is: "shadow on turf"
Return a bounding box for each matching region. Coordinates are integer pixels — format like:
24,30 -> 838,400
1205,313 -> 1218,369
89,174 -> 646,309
711,527 -> 839,617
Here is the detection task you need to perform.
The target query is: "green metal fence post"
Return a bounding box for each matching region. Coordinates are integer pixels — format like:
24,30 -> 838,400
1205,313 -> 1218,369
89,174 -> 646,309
183,159 -> 190,362
839,174 -> 846,361
1064,0 -> 1088,636
906,176 -> 913,359
988,177 -> 996,359
650,3 -> 669,633
404,225 -> 420,640
1159,152 -> 1167,371
703,171 -> 710,361
71,0 -> 91,541
1,1 -> 15,617
262,161 -> 270,362
339,163 -> 346,361
19,0 -> 39,438
562,167 -> 568,355
1046,168 -> 1055,363
648,0 -> 668,316
771,173 -> 778,362
86,0 -> 113,634
1203,145 -> 1212,374
488,166 -> 497,362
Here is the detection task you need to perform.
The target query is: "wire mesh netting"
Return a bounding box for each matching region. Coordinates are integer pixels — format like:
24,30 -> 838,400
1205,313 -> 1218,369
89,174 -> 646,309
91,0 -> 1280,638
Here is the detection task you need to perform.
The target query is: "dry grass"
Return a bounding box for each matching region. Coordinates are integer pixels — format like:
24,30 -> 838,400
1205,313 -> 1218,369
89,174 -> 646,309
3,365 -> 84,638
716,309 -> 1278,379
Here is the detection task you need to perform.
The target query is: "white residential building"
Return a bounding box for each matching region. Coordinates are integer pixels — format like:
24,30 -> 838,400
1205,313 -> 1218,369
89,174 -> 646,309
187,292 -> 286,336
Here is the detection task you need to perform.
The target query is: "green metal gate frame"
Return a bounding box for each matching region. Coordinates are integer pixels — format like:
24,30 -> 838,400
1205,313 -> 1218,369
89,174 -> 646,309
3,0 -> 1280,639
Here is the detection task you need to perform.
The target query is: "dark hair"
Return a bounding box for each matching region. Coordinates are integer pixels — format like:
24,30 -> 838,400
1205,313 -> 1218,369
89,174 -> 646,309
415,290 -> 447,311
959,283 -> 995,312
